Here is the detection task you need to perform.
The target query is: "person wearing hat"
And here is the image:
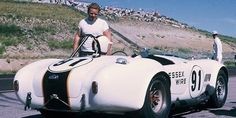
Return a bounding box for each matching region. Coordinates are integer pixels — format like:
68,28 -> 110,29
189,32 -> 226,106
73,2 -> 113,57
212,31 -> 223,63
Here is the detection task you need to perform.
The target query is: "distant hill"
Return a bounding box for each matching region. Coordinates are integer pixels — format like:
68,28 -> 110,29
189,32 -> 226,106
0,1 -> 236,73
109,18 -> 236,59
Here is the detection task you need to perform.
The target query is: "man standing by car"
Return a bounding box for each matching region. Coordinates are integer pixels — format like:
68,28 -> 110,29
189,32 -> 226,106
212,31 -> 223,63
73,2 -> 113,57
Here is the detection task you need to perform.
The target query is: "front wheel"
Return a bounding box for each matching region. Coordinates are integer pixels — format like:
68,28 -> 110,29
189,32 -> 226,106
207,70 -> 228,108
139,74 -> 171,118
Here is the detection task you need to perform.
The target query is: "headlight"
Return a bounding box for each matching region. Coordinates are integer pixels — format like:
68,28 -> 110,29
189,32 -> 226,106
116,58 -> 127,64
92,81 -> 98,94
13,80 -> 19,92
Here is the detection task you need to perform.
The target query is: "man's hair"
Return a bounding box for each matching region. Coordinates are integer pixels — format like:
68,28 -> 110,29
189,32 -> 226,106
87,3 -> 101,13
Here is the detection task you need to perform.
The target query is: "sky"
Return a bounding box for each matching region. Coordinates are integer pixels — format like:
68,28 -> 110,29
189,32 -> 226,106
83,0 -> 236,38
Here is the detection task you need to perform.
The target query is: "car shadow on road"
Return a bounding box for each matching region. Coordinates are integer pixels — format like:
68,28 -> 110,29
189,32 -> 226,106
22,115 -> 43,118
26,111 -> 126,118
171,104 -> 236,118
171,107 -> 204,118
19,108 -> 236,118
209,107 -> 236,117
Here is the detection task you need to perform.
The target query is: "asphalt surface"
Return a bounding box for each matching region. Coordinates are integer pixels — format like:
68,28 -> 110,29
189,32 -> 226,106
0,69 -> 236,118
228,67 -> 236,77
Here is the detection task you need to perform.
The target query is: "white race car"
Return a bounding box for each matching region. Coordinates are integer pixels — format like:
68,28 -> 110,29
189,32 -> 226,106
13,35 -> 228,118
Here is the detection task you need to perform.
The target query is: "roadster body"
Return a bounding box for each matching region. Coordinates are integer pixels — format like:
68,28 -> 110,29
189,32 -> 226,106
13,35 -> 228,118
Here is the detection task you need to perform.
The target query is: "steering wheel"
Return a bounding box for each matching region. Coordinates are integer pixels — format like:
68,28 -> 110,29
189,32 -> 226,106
111,51 -> 128,56
70,34 -> 101,58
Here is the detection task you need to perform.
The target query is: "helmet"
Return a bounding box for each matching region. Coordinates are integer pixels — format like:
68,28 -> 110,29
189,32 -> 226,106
97,36 -> 111,53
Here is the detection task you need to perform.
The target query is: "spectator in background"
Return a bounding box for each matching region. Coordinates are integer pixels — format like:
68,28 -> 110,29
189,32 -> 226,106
212,31 -> 223,63
73,2 -> 112,57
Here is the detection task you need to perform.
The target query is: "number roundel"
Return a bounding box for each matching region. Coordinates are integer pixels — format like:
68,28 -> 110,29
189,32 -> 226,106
189,65 -> 203,98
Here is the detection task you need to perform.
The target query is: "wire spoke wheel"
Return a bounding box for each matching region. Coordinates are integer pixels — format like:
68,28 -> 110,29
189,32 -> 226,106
135,74 -> 171,118
216,76 -> 226,101
149,80 -> 164,113
207,70 -> 228,108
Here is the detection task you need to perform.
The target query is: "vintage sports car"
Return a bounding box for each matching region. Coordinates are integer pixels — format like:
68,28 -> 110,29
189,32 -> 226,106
13,35 -> 228,118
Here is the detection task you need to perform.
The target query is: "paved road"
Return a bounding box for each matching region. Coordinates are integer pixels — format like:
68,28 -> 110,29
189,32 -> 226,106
172,76 -> 236,118
0,76 -> 236,118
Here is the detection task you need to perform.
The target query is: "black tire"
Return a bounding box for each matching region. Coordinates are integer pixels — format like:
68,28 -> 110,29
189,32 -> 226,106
138,74 -> 171,118
207,70 -> 228,108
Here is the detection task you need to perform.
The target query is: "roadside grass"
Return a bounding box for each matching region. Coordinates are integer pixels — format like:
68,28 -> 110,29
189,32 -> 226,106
224,60 -> 236,67
0,24 -> 23,36
0,36 -> 23,47
0,24 -> 25,55
32,26 -> 57,35
0,1 -> 84,27
47,40 -> 72,49
0,71 -> 16,76
177,48 -> 192,54
0,1 -> 85,55
0,45 -> 4,55
154,46 -> 192,54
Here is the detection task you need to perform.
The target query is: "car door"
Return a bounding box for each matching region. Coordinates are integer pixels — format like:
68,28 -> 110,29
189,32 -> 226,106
164,63 -> 191,95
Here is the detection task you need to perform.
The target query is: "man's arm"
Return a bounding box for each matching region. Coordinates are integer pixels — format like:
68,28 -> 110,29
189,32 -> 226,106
103,29 -> 112,55
73,30 -> 80,51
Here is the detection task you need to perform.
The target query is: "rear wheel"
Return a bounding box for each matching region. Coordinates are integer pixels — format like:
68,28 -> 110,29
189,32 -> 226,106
207,70 -> 228,108
138,74 -> 171,118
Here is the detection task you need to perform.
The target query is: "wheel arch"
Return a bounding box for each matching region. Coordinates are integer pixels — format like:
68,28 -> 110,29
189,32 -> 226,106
152,71 -> 171,88
140,71 -> 171,107
136,71 -> 172,118
206,66 -> 228,108
138,71 -> 171,109
219,66 -> 228,83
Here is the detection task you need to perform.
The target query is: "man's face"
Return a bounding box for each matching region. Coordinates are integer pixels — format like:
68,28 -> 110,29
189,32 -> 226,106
88,8 -> 99,21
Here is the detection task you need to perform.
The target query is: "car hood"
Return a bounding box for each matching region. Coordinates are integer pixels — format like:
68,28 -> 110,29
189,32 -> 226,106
48,56 -> 94,72
33,56 -> 130,97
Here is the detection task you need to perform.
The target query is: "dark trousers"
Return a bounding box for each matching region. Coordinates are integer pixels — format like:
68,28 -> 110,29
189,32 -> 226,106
79,51 -> 94,57
79,51 -> 107,57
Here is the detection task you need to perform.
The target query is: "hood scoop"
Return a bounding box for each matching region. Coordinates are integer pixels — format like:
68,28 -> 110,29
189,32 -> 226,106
48,57 -> 93,72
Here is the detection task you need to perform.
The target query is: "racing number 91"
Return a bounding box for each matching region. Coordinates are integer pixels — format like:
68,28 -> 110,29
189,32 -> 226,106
191,70 -> 201,91
190,65 -> 203,98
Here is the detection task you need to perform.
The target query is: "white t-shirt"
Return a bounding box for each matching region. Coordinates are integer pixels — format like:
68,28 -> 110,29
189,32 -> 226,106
78,18 -> 109,52
213,37 -> 223,63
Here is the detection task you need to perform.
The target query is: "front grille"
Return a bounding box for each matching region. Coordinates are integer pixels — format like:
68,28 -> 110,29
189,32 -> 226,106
43,71 -> 71,110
